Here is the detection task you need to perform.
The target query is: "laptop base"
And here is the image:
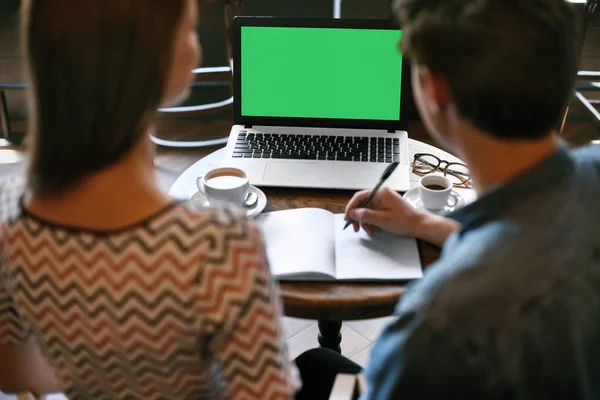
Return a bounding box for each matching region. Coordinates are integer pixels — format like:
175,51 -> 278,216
220,125 -> 411,192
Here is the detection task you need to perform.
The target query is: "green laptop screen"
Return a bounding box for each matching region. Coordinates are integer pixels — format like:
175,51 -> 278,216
241,26 -> 403,121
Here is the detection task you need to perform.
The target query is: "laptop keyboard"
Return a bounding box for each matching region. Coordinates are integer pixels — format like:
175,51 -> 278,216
232,131 -> 401,163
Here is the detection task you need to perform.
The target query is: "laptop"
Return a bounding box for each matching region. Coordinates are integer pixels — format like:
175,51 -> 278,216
220,17 -> 412,191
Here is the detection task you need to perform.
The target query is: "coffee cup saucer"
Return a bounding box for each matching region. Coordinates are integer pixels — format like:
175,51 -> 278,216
403,187 -> 465,214
189,185 -> 267,219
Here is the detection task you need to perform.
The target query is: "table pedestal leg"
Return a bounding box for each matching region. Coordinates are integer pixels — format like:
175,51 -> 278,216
318,320 -> 342,353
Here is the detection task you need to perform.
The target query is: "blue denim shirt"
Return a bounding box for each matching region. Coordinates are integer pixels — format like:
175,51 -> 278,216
362,143 -> 600,400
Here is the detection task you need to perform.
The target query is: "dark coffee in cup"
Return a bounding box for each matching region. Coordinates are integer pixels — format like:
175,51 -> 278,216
424,184 -> 448,191
419,175 -> 453,211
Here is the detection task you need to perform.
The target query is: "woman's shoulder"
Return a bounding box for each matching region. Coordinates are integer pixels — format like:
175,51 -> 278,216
155,201 -> 262,247
163,203 -> 268,292
170,201 -> 257,230
0,175 -> 25,225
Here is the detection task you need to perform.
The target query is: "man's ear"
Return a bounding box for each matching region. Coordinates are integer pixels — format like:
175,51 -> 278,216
417,66 -> 453,115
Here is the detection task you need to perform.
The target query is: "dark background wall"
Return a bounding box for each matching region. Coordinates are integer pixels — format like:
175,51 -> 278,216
0,0 -> 391,123
0,0 -> 598,126
0,0 -> 24,120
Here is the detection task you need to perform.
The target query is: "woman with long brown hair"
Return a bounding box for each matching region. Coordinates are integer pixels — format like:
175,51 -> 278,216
0,0 -> 298,398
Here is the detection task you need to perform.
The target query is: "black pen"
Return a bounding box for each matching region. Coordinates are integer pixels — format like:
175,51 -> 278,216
343,162 -> 400,230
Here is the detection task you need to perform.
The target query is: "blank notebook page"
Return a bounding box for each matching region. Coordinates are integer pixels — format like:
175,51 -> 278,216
333,214 -> 423,281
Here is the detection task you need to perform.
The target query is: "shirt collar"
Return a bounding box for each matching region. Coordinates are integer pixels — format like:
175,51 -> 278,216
448,141 -> 574,232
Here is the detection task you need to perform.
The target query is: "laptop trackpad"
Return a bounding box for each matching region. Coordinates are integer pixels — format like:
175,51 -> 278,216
263,161 -> 386,190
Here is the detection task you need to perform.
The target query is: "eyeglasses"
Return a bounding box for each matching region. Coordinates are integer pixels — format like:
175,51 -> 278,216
411,153 -> 472,188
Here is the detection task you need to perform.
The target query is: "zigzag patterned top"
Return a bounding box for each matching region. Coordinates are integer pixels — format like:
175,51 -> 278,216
0,176 -> 299,399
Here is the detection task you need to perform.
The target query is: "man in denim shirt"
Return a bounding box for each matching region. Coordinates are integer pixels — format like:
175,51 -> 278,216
302,0 -> 600,399
295,0 -> 599,398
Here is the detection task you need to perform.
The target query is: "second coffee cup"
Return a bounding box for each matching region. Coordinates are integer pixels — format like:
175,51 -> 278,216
418,175 -> 456,211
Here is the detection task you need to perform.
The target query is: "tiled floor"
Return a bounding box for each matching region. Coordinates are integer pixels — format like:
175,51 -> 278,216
283,316 -> 397,367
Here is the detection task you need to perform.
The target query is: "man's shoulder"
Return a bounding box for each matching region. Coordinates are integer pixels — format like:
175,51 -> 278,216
571,144 -> 600,187
400,219 -> 558,334
571,142 -> 600,163
404,212 -> 598,346
402,221 -> 521,305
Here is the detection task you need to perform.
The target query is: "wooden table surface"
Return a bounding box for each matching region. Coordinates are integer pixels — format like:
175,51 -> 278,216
168,139 -> 476,322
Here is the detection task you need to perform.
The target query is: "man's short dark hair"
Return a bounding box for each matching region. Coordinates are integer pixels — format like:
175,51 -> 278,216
394,0 -> 581,139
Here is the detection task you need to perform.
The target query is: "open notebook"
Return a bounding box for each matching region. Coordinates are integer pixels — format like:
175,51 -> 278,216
258,208 -> 423,281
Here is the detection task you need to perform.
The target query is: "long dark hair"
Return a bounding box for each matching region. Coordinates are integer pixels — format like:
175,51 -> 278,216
22,0 -> 187,194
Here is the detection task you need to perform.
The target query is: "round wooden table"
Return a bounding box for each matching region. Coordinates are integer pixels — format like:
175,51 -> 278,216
169,140 -> 476,352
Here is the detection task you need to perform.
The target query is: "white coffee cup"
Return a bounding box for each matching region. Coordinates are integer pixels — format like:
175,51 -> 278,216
418,175 -> 457,211
196,167 -> 250,207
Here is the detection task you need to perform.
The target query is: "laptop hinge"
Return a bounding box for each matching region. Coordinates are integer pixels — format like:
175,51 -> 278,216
387,129 -> 396,133
244,125 -> 253,129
